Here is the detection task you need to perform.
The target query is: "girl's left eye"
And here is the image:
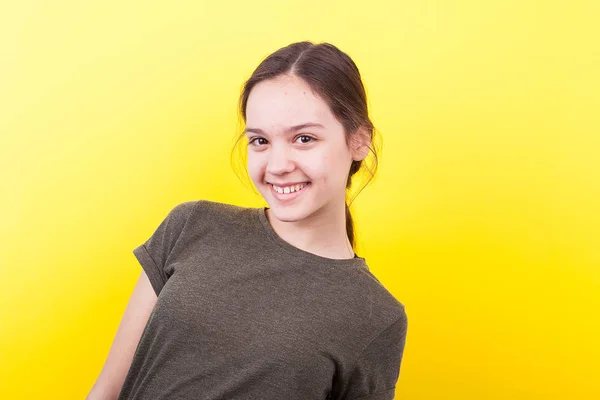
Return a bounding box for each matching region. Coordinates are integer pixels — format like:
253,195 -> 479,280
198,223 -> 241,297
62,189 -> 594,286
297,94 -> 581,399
296,135 -> 315,144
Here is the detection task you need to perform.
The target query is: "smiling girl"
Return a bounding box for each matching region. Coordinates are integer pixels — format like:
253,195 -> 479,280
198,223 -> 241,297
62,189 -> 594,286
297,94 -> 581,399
88,41 -> 408,400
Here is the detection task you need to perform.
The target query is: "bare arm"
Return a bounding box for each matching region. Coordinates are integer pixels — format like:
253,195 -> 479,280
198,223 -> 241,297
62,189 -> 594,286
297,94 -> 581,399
87,271 -> 158,400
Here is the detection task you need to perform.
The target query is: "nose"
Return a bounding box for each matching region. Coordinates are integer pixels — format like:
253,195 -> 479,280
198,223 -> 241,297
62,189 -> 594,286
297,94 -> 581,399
266,143 -> 295,176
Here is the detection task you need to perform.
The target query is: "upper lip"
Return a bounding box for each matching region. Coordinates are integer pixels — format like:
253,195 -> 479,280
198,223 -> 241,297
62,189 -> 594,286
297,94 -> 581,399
269,181 -> 310,187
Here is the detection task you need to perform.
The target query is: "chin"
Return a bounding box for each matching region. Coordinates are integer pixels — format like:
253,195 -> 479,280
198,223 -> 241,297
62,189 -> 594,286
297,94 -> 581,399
267,203 -> 312,223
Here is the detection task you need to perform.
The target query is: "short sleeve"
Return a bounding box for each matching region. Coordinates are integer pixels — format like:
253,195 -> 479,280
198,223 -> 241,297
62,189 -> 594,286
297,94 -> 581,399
342,310 -> 408,400
132,201 -> 196,296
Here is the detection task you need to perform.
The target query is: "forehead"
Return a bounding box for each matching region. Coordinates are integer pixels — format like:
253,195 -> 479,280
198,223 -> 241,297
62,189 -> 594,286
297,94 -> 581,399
245,74 -> 337,130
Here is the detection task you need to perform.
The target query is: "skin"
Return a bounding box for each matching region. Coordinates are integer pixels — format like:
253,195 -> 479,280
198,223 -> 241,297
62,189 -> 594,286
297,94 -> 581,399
245,73 -> 370,260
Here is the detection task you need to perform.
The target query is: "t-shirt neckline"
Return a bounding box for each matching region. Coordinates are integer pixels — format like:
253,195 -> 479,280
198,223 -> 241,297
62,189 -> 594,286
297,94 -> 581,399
255,206 -> 368,268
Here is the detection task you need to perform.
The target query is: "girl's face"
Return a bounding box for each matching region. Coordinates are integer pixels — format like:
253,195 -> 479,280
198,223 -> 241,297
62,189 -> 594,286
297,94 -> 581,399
245,74 -> 366,224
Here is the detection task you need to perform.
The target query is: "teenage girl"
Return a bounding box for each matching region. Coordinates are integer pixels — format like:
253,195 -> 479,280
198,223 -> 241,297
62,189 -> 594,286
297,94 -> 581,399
88,41 -> 408,400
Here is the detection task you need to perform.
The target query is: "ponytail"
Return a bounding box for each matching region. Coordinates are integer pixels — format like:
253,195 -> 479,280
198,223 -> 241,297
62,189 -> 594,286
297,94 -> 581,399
345,201 -> 355,251
346,158 -> 362,251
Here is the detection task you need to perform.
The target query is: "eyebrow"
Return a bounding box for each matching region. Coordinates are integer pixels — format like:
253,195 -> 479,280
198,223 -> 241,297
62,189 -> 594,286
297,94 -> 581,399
244,122 -> 325,135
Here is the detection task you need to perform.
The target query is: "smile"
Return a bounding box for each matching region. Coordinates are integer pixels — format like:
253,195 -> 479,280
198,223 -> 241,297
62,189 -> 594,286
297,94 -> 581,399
269,182 -> 310,201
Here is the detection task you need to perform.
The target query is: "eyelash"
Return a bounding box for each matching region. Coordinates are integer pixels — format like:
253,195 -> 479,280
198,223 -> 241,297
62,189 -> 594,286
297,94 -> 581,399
248,135 -> 316,147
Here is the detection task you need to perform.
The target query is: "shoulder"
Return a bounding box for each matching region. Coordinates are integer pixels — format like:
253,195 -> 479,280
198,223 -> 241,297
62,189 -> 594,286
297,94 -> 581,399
358,267 -> 407,321
336,266 -> 408,344
168,199 -> 244,216
167,199 -> 198,217
186,199 -> 253,219
172,199 -> 256,231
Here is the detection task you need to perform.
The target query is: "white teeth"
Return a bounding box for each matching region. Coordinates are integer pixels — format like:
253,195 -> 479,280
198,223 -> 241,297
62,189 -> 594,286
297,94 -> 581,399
272,183 -> 308,194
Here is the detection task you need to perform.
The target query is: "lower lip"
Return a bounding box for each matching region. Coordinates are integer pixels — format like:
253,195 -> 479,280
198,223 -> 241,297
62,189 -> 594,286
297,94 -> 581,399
270,183 -> 310,202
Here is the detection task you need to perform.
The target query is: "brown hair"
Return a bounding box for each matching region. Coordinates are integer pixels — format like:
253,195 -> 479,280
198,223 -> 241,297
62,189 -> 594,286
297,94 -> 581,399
230,41 -> 380,251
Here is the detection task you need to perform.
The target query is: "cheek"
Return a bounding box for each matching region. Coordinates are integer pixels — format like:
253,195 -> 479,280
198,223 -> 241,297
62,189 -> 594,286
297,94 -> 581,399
246,156 -> 264,181
320,150 -> 352,187
298,155 -> 333,186
316,149 -> 346,172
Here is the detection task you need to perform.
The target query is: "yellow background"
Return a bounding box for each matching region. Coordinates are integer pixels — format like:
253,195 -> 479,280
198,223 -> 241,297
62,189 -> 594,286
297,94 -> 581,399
1,1 -> 598,399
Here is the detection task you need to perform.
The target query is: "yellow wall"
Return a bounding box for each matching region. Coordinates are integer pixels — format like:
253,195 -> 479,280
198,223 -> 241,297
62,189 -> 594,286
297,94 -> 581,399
1,1 -> 598,398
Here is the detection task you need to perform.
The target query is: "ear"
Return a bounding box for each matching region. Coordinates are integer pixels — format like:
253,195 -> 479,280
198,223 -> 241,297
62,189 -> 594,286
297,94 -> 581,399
350,126 -> 371,161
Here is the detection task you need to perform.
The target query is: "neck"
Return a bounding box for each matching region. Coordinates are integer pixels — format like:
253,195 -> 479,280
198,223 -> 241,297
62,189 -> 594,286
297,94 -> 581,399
265,203 -> 355,260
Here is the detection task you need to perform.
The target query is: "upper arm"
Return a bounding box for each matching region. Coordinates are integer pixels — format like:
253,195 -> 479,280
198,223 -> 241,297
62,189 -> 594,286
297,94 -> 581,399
341,311 -> 408,400
88,201 -> 197,399
132,201 -> 197,296
87,271 -> 157,400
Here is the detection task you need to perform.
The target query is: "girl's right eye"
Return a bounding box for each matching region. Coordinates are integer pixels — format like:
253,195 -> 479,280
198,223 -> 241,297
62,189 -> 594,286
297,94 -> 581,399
249,138 -> 267,146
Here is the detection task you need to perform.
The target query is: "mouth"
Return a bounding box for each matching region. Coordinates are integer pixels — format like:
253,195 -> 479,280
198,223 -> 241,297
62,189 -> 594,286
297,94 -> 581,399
269,182 -> 311,202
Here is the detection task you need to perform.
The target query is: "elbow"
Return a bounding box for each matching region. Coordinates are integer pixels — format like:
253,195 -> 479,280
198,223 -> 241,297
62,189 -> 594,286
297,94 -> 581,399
86,383 -> 120,400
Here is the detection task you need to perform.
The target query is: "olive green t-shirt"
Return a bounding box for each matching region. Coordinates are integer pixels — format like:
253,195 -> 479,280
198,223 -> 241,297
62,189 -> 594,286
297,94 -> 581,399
117,200 -> 408,400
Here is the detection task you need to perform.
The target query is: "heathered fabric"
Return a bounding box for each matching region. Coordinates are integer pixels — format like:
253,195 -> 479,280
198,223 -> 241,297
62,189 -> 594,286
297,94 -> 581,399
117,200 -> 408,400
